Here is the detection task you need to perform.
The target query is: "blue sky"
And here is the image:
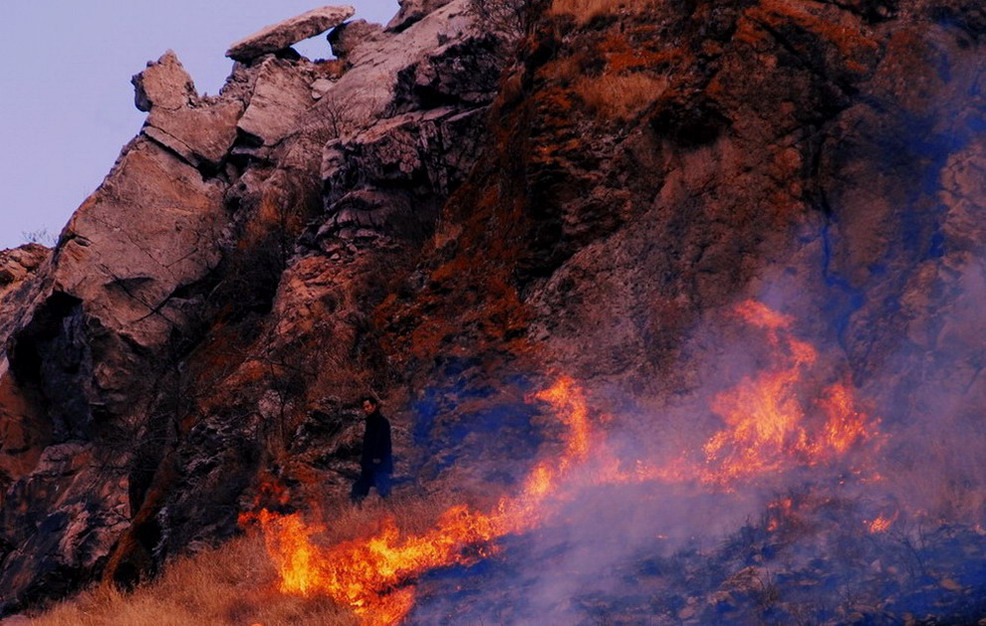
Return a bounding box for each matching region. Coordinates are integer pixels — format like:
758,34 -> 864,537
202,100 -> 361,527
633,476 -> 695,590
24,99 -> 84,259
0,1 -> 398,250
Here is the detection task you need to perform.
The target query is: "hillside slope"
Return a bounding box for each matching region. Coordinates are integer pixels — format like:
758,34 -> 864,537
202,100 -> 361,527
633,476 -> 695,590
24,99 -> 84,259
1,0 -> 984,622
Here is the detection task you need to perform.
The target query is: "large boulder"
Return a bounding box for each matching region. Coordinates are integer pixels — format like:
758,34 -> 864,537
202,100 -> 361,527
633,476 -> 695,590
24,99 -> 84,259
142,100 -> 244,170
327,19 -> 384,60
226,5 -> 355,62
235,58 -> 314,147
131,51 -> 196,113
134,52 -> 244,171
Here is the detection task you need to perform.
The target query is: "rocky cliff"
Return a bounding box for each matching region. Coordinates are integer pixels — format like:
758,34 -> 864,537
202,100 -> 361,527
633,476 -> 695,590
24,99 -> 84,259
1,0 -> 984,621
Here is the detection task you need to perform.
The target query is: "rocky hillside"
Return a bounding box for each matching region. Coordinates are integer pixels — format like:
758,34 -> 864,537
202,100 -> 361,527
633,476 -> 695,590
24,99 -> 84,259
1,0 -> 984,621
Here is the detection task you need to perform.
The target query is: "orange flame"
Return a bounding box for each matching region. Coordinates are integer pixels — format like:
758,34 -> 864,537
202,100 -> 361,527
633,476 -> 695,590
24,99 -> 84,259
249,301 -> 879,623
252,376 -> 594,624
699,300 -> 875,485
868,511 -> 898,533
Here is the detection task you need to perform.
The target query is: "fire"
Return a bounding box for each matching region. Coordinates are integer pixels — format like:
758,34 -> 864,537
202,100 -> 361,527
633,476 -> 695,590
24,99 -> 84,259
766,497 -> 795,532
250,376 -> 594,625
238,476 -> 292,526
868,511 -> 898,533
246,301 -> 879,623
818,381 -> 871,454
699,300 -> 875,485
258,509 -> 324,595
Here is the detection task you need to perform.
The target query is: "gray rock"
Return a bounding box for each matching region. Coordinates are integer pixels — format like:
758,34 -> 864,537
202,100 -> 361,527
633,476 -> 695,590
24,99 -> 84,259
133,51 -> 243,170
387,0 -> 455,32
131,51 -> 197,112
0,442 -> 130,615
144,100 -> 244,169
0,245 -> 48,294
327,19 -> 384,60
54,137 -> 225,351
304,0 -> 477,132
236,58 -> 314,146
311,77 -> 335,100
226,5 -> 355,62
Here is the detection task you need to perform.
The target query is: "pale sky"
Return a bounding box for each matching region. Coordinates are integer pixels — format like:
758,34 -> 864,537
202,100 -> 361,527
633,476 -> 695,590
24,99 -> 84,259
0,1 -> 399,251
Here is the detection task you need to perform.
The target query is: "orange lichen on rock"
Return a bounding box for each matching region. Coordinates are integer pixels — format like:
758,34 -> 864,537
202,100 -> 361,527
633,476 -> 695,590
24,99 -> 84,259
741,0 -> 880,76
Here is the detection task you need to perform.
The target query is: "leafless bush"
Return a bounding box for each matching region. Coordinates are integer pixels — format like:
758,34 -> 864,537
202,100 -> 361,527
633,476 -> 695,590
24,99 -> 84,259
468,0 -> 542,41
21,228 -> 58,247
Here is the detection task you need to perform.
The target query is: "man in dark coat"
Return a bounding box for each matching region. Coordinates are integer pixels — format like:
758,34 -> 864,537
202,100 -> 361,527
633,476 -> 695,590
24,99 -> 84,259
350,395 -> 393,504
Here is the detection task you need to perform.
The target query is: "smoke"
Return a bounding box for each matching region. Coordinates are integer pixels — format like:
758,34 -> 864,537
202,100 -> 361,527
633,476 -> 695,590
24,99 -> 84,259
407,247 -> 986,623
869,252 -> 986,521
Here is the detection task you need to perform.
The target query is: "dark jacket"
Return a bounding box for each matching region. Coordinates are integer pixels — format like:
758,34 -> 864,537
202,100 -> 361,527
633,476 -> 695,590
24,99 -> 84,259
360,410 -> 393,474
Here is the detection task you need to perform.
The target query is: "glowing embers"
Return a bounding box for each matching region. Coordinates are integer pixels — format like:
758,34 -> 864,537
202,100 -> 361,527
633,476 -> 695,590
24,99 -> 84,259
867,511 -> 899,534
700,300 -> 876,485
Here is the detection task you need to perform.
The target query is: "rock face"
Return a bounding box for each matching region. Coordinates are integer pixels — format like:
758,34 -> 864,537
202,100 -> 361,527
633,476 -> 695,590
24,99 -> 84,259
131,51 -> 196,113
327,19 -> 384,60
387,0 -> 455,32
0,245 -> 48,301
0,0 -> 507,613
1,0 -> 984,622
226,5 -> 356,62
136,52 -> 243,170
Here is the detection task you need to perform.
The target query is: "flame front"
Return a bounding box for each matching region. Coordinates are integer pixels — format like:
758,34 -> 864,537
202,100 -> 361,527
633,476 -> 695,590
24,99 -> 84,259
254,376 -> 592,625
699,300 -> 875,485
251,302 -> 879,623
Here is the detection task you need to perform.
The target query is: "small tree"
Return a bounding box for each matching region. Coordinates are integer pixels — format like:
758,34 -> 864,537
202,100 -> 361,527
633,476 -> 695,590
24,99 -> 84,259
468,0 -> 542,41
21,228 -> 58,247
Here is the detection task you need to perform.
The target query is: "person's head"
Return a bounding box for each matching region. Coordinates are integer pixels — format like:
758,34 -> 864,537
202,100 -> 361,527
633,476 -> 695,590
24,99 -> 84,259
361,395 -> 379,415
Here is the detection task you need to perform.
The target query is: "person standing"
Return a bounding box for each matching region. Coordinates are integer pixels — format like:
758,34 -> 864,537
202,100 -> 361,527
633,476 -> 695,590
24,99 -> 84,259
350,395 -> 393,504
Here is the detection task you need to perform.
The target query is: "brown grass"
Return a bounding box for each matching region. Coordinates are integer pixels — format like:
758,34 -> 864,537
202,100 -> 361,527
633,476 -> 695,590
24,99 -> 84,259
29,490 -> 473,626
574,72 -> 667,120
548,0 -> 655,24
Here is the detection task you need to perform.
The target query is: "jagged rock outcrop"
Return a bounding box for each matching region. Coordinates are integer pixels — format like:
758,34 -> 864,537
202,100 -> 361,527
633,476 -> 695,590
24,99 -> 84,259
1,0 -> 984,621
226,5 -> 356,62
387,0 -> 456,32
0,0 -> 507,613
0,245 -> 48,302
327,19 -> 384,60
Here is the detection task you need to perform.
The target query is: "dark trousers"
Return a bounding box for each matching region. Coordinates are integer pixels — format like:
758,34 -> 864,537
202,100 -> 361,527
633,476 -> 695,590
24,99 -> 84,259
351,467 -> 392,503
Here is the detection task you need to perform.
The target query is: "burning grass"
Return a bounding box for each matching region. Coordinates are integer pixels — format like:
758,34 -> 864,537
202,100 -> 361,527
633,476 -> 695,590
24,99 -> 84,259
27,496 -> 463,626
26,301 -> 978,624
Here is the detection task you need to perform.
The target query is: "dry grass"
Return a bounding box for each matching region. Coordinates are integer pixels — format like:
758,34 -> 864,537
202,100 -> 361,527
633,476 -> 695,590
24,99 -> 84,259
574,72 -> 667,120
548,0 -> 655,24
29,533 -> 354,626
28,490 -> 474,626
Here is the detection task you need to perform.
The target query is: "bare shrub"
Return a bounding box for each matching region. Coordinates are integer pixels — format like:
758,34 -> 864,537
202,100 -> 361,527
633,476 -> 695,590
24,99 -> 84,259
468,0 -> 540,40
20,228 -> 58,247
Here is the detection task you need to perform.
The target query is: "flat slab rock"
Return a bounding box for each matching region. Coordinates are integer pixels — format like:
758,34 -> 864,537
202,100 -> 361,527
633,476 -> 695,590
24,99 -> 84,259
226,5 -> 355,62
